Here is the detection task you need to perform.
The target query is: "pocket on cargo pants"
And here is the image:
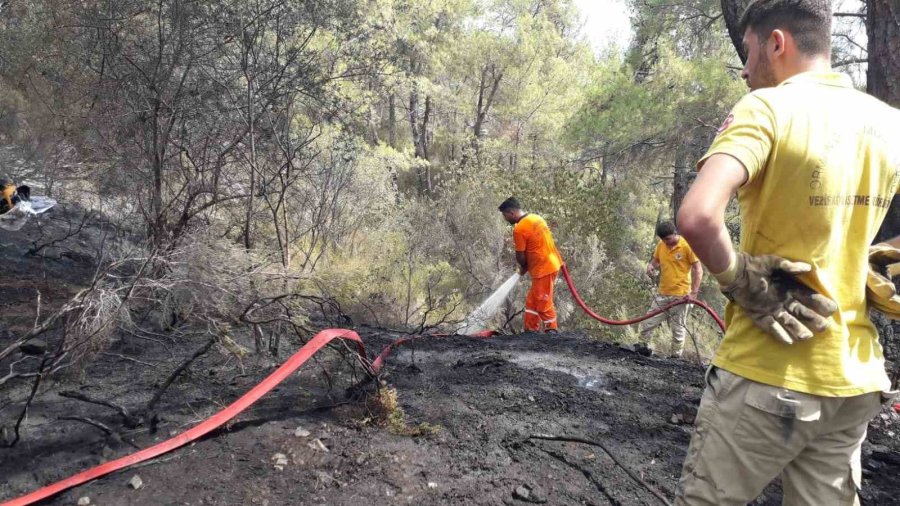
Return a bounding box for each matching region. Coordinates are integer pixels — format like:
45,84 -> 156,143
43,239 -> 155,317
733,382 -> 822,447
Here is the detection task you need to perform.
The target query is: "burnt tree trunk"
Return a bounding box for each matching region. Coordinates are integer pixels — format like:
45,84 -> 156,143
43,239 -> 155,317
869,0 -> 900,241
672,130 -> 716,220
721,0 -> 751,63
867,0 -> 900,385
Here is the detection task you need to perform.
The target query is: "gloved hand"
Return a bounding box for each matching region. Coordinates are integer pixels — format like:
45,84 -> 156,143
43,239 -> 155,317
867,243 -> 900,319
716,252 -> 838,344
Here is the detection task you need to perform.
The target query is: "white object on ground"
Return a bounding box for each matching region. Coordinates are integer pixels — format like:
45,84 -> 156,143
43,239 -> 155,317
0,196 -> 57,231
272,453 -> 289,471
127,474 -> 143,490
458,273 -> 521,335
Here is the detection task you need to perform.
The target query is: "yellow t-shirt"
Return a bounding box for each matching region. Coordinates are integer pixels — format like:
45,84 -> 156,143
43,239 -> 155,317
513,214 -> 562,279
654,237 -> 699,296
699,71 -> 900,396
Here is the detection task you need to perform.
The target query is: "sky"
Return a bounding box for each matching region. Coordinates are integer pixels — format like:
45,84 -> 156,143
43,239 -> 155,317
572,0 -> 634,54
572,0 -> 867,81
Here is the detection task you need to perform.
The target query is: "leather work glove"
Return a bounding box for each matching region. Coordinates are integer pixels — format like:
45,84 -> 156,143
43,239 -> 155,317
715,252 -> 838,344
867,243 -> 900,319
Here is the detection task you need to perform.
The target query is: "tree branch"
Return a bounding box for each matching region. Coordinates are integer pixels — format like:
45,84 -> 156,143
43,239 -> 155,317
834,57 -> 868,67
529,434 -> 673,506
145,337 -> 217,415
59,390 -> 142,428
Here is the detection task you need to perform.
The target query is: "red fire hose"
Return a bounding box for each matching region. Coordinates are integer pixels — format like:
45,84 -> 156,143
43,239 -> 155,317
371,330 -> 495,371
1,329 -> 370,506
0,328 -> 499,506
561,265 -> 726,332
3,269 -> 722,506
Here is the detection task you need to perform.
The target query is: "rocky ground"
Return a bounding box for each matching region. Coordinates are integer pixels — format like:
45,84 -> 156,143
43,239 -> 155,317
1,207 -> 900,505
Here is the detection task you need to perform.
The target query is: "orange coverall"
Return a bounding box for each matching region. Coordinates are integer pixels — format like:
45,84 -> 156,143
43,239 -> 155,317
513,214 -> 563,331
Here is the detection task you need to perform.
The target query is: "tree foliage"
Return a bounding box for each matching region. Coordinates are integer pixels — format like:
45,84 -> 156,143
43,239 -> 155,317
0,0 -> 878,344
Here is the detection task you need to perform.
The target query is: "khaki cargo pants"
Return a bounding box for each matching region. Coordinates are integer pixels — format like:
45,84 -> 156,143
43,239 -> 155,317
639,294 -> 690,355
676,367 -> 887,505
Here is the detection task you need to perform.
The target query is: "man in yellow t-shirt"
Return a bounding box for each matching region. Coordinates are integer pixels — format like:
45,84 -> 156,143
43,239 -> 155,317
674,1 -> 900,504
637,221 -> 702,358
498,197 -> 563,332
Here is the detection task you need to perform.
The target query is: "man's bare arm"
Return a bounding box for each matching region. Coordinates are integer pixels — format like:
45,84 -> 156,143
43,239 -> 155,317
646,258 -> 660,277
676,154 -> 747,279
690,262 -> 703,296
515,251 -> 528,275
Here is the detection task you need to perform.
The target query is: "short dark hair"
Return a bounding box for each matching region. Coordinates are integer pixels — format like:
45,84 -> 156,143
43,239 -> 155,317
656,221 -> 676,239
739,0 -> 831,56
498,197 -> 521,212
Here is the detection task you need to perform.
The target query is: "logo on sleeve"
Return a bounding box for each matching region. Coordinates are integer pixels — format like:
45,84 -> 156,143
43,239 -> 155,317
716,113 -> 735,135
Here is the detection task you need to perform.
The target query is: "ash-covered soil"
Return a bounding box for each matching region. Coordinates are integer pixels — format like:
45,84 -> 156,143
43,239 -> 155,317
3,330 -> 899,506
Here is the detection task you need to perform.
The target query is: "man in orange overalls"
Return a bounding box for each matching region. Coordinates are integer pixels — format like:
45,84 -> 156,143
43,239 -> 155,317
499,197 -> 563,333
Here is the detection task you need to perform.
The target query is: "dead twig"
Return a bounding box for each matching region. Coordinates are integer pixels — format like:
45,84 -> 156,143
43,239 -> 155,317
0,356 -> 41,387
5,357 -> 49,447
129,453 -> 182,471
26,209 -> 94,257
528,434 -> 673,506
100,352 -> 158,367
534,445 -> 621,505
499,308 -> 524,334
145,337 -> 217,416
34,290 -> 42,328
59,416 -> 142,449
119,326 -> 176,349
59,416 -> 114,434
59,390 -> 142,428
682,312 -> 705,369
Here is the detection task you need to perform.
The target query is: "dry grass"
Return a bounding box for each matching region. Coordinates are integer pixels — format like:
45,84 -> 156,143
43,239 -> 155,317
367,386 -> 441,437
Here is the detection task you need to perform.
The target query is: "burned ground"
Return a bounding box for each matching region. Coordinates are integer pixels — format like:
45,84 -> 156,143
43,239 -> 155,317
2,331 -> 900,505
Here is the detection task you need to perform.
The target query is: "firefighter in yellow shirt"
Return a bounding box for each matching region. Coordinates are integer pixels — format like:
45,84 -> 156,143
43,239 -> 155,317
674,1 -> 900,504
636,221 -> 702,358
